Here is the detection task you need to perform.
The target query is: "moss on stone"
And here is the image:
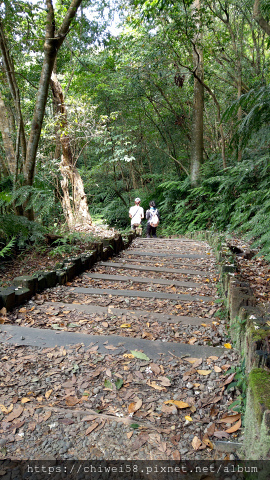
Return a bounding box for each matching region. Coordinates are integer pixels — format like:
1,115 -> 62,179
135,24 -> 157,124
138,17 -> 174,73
249,369 -> 270,422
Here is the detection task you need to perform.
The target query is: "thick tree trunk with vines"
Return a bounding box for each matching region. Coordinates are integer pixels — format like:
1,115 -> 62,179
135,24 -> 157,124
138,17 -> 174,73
50,72 -> 92,229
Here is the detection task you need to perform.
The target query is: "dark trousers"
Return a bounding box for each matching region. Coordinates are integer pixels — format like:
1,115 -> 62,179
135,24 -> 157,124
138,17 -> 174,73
147,223 -> 157,237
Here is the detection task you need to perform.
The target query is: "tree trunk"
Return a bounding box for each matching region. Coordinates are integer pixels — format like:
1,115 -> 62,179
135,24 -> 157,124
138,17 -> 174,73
50,71 -> 92,229
0,90 -> 16,176
190,0 -> 204,187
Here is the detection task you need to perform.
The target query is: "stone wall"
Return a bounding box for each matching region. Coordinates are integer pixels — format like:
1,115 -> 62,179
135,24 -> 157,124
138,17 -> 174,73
0,231 -> 136,312
186,230 -> 270,460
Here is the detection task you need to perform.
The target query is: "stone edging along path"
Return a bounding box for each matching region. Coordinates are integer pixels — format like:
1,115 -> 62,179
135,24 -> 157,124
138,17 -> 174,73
0,230 -> 269,460
186,231 -> 270,460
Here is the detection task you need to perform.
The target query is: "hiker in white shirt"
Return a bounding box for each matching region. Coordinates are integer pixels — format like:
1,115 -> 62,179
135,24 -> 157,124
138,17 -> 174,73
129,197 -> 144,230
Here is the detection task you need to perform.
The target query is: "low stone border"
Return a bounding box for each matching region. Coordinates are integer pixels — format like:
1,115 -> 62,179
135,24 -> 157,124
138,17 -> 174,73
0,231 -> 136,312
186,230 -> 270,459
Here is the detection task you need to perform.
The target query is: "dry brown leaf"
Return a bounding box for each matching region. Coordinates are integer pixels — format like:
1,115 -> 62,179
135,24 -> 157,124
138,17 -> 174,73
45,390 -> 53,399
161,404 -> 178,415
0,317 -> 5,324
165,400 -> 189,409
21,398 -> 31,404
42,411 -> 52,422
202,436 -> 215,449
217,413 -> 241,424
172,450 -> 181,460
158,376 -> 171,386
126,431 -> 133,439
131,433 -> 149,450
192,436 -> 202,450
0,404 -> 13,414
85,422 -> 99,435
208,355 -> 219,361
206,423 -> 216,437
214,366 -> 222,373
197,370 -> 212,376
104,345 -> 118,350
188,338 -> 197,345
5,405 -> 24,422
150,363 -> 161,375
147,380 -> 166,391
65,395 -> 80,407
223,372 -> 236,386
225,418 -> 241,433
158,441 -> 167,453
128,399 -> 142,414
0,307 -> 7,315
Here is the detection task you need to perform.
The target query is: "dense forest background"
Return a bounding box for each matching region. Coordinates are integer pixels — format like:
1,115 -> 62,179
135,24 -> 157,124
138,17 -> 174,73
1,0 -> 270,258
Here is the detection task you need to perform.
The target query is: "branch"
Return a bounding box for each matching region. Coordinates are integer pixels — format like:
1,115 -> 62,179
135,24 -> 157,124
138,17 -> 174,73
253,0 -> 270,36
154,142 -> 189,175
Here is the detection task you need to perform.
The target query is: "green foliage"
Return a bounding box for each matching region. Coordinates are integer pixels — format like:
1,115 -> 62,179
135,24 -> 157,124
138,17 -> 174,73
226,360 -> 247,418
0,214 -> 46,249
0,236 -> 16,258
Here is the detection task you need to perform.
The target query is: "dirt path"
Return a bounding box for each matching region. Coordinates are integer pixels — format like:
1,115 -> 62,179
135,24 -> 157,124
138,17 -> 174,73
0,238 -> 242,461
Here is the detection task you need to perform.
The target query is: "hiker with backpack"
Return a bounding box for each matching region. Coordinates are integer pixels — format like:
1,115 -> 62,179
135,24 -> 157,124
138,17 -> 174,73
146,201 -> 160,238
129,197 -> 144,235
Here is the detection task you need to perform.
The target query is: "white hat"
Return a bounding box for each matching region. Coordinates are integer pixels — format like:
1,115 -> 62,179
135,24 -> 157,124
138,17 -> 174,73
135,197 -> 141,203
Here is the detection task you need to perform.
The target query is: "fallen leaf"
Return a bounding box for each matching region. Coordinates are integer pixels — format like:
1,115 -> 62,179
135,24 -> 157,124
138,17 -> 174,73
131,433 -> 149,450
0,404 -> 13,414
126,431 -> 133,439
192,436 -> 202,450
165,400 -> 189,409
161,404 -> 178,415
206,423 -> 216,436
130,350 -> 150,361
224,343 -> 232,349
214,366 -> 222,373
217,413 -> 241,424
128,399 -> 142,414
45,390 -> 53,399
158,376 -> 171,386
197,370 -> 212,376
150,363 -> 161,375
202,437 -> 215,449
185,416 -> 193,422
5,406 -> 24,422
208,356 -> 219,361
188,338 -> 197,345
225,418 -> 241,433
21,398 -> 31,404
123,354 -> 134,359
223,373 -> 236,386
147,380 -> 166,391
172,450 -> 181,460
86,422 -> 99,435
65,396 -> 80,407
120,324 -> 132,328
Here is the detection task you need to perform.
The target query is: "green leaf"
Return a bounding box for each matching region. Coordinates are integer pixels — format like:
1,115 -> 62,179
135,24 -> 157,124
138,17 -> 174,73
104,378 -> 114,389
130,350 -> 150,361
115,378 -> 124,390
130,423 -> 140,429
51,324 -> 62,330
67,323 -> 78,328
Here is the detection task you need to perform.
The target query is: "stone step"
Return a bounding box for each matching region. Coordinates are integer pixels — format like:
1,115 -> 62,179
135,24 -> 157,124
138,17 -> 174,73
99,262 -> 210,277
69,286 -> 214,303
0,324 -> 224,360
86,272 -> 201,288
43,301 -> 212,325
124,250 -> 208,259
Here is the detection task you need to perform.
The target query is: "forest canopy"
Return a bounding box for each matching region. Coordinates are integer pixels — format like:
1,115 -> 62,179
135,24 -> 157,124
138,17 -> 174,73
1,0 -> 270,257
